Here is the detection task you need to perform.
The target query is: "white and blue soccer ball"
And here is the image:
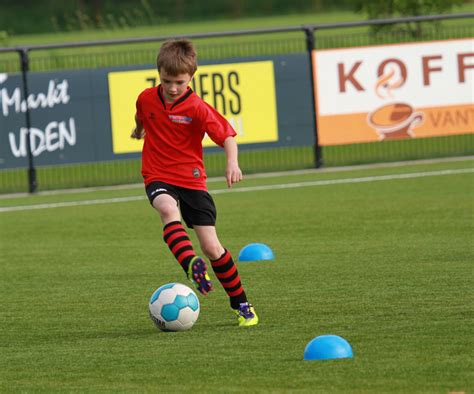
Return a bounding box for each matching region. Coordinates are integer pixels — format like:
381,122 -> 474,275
149,283 -> 200,331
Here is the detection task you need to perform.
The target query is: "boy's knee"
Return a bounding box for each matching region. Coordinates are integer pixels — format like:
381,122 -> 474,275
157,202 -> 177,217
201,241 -> 224,261
153,197 -> 179,221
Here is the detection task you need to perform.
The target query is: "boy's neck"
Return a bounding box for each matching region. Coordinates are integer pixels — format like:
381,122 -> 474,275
160,85 -> 189,104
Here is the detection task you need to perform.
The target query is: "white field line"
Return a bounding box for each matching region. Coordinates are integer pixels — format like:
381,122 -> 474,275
0,196 -> 146,212
1,155 -> 472,200
211,167 -> 474,194
1,168 -> 472,213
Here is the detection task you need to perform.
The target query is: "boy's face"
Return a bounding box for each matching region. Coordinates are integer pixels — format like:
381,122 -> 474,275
159,69 -> 193,103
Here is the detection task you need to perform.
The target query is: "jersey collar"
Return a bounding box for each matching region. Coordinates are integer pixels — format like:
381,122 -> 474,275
157,85 -> 194,111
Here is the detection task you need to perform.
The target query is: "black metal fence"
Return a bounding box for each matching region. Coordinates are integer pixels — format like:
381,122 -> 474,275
0,13 -> 473,194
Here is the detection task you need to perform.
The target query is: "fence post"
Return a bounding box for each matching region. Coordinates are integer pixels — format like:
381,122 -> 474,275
304,27 -> 323,168
19,48 -> 37,193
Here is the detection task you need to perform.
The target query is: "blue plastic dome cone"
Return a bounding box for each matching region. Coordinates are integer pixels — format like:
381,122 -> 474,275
304,335 -> 353,361
238,243 -> 274,261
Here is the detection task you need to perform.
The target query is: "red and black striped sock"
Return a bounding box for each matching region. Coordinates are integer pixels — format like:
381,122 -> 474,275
163,221 -> 195,273
211,249 -> 247,309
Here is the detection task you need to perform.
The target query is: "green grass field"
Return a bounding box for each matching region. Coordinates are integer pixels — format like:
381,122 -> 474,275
1,158 -> 473,393
2,135 -> 473,194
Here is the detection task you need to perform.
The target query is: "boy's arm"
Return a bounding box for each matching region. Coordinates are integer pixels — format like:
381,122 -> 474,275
131,113 -> 145,139
223,136 -> 242,188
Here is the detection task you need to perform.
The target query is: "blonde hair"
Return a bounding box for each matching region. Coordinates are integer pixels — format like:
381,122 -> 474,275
156,39 -> 197,76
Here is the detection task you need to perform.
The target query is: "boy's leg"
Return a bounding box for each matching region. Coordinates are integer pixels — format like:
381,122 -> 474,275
152,193 -> 181,223
194,225 -> 258,326
193,225 -> 245,305
152,193 -> 212,295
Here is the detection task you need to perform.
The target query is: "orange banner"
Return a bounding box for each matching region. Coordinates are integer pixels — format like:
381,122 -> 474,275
318,103 -> 474,146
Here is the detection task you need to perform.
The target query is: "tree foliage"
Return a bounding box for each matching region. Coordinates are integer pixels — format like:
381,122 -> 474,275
0,0 -> 363,35
0,0 -> 468,35
353,0 -> 465,37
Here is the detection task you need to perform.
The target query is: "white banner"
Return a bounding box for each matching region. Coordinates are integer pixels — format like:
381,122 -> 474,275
313,39 -> 474,145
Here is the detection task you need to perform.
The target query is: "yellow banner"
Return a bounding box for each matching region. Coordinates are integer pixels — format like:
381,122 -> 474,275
108,61 -> 278,154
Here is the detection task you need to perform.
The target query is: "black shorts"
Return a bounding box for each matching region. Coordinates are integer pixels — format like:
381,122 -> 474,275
145,181 -> 217,228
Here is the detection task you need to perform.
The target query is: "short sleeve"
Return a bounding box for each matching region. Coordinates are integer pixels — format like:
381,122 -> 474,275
197,101 -> 237,147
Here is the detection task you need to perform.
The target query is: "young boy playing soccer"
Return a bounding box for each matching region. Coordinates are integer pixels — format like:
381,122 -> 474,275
131,39 -> 258,327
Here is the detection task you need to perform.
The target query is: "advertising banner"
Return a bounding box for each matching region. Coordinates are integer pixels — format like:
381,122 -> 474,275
108,61 -> 279,154
0,70 -> 101,169
1,54 -> 313,170
313,38 -> 474,145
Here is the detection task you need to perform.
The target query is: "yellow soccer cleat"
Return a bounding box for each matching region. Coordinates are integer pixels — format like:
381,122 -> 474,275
233,302 -> 259,327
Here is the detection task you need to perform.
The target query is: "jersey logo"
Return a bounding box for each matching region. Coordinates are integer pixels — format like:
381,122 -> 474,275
169,115 -> 192,124
192,168 -> 201,178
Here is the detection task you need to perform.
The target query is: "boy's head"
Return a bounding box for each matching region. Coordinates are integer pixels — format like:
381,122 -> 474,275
156,39 -> 197,77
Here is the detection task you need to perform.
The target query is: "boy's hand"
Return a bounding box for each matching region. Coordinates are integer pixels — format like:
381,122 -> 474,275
226,162 -> 242,188
131,113 -> 145,139
131,127 -> 145,139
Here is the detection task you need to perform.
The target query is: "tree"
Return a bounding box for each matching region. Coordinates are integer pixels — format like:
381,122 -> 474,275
354,0 -> 464,38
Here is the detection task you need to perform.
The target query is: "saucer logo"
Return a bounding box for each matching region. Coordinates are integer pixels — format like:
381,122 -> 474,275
368,103 -> 423,140
369,59 -> 424,140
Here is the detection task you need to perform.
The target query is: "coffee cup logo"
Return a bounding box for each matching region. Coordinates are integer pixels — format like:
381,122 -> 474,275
367,61 -> 424,140
368,102 -> 424,140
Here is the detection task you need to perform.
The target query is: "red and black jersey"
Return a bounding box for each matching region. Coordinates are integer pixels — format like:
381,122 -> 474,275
136,85 -> 236,191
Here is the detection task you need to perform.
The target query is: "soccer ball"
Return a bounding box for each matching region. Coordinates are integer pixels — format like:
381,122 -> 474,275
149,283 -> 200,331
